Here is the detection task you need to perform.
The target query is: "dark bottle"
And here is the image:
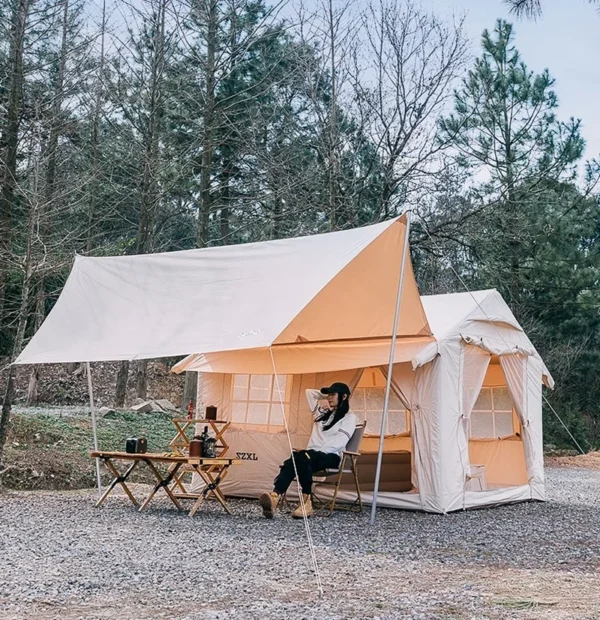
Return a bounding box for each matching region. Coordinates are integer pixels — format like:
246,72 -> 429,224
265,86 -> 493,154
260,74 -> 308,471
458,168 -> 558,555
200,425 -> 209,446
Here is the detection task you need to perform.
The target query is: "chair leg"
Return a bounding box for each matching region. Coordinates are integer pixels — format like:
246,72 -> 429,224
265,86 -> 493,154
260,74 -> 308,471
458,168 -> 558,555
327,455 -> 346,516
350,455 -> 362,512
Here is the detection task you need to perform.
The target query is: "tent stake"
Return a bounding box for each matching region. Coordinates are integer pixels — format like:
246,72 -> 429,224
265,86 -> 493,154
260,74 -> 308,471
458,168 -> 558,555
86,361 -> 102,498
370,212 -> 411,526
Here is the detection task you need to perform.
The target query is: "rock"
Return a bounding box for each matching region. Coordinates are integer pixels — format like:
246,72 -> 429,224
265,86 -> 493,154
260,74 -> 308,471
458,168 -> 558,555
130,401 -> 153,413
98,406 -> 115,417
154,399 -> 176,412
132,398 -> 145,406
148,400 -> 166,412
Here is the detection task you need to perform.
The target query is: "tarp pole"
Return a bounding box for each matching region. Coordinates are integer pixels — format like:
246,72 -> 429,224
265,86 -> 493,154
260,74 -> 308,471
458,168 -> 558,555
370,212 -> 411,526
86,361 -> 102,498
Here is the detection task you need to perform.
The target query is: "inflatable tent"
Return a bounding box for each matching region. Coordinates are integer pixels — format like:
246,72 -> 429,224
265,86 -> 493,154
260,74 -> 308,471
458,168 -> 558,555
175,288 -> 552,513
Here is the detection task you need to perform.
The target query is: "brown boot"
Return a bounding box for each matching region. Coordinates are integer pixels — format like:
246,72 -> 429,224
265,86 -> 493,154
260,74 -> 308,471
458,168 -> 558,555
258,492 -> 280,519
292,494 -> 313,519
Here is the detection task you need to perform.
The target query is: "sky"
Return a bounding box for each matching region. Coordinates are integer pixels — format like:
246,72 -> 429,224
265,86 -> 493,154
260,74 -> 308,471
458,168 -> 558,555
426,0 -> 600,165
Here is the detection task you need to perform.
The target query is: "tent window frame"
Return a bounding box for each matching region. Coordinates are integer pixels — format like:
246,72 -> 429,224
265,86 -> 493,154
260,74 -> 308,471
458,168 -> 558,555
351,385 -> 410,437
230,374 -> 291,432
469,386 -> 515,439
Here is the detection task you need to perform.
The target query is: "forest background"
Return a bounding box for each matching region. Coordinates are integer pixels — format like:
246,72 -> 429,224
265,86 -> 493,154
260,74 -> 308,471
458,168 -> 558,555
0,0 -> 599,457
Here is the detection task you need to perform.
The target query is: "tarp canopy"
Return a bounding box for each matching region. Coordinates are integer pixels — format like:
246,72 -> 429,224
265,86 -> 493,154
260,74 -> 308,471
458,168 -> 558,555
15,215 -> 431,365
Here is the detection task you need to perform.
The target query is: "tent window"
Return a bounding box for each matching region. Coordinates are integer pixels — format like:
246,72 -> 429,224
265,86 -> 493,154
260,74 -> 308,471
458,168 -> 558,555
469,387 -> 514,438
352,386 -> 409,436
230,374 -> 290,430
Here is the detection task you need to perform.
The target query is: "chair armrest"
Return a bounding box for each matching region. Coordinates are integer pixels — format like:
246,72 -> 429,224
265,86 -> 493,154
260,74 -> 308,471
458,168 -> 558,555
342,450 -> 360,457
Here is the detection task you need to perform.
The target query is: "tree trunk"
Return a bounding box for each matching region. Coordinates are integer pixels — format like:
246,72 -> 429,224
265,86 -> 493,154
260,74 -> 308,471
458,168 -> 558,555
135,360 -> 148,400
132,0 -> 167,398
197,0 -> 217,249
219,156 -> 232,243
182,371 -> 198,411
0,0 -> 31,326
25,0 -> 71,405
86,0 -> 107,253
115,360 -> 130,407
0,183 -> 37,466
25,284 -> 45,405
327,0 -> 338,231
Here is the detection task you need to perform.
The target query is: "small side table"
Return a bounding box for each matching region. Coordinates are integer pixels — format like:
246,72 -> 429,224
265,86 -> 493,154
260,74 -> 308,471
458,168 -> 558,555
168,418 -> 231,498
466,464 -> 487,491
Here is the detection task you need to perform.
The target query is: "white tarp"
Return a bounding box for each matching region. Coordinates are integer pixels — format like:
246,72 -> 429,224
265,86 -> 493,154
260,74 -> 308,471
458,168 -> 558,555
15,216 -> 430,365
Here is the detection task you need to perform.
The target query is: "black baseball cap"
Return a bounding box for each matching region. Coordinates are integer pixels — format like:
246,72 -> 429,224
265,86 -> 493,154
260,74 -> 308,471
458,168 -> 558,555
320,382 -> 351,396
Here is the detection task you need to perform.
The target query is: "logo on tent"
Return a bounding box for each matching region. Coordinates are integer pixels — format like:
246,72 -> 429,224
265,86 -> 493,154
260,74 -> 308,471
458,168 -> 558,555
236,452 -> 259,461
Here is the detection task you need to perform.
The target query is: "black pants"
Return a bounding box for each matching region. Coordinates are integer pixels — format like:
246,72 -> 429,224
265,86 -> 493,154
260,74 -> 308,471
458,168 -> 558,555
274,450 -> 341,495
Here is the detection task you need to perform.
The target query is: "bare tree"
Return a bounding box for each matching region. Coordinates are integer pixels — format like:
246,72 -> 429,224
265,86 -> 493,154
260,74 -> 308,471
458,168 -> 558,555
112,0 -> 178,402
349,0 -> 467,219
196,0 -> 217,248
0,123 -> 46,465
27,0 -> 73,404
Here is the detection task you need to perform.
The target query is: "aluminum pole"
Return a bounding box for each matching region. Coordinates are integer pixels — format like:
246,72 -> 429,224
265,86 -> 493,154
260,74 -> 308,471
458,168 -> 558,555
370,212 -> 411,526
86,361 -> 102,498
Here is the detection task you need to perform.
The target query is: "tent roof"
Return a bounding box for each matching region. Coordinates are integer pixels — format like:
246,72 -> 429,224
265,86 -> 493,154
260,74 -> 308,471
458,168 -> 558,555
416,289 -> 553,386
15,216 -> 431,365
420,289 -> 521,340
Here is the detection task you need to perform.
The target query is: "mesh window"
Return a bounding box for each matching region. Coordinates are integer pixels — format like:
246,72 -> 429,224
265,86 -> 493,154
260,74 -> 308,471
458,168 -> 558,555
470,386 -> 515,439
352,386 -> 409,436
230,374 -> 290,430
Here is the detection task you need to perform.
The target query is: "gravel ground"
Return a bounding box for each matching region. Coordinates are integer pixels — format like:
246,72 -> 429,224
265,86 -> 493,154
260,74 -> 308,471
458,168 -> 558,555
1,468 -> 599,620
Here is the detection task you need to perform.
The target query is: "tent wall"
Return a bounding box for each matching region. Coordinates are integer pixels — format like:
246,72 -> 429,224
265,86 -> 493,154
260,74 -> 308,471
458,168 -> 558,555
500,354 -> 545,500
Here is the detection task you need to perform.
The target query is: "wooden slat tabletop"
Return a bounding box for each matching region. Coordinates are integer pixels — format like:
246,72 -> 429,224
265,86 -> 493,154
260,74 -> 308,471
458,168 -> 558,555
90,451 -> 240,466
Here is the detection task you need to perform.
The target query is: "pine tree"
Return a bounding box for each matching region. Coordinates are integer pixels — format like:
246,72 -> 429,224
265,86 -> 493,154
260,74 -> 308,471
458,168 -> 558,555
438,19 -> 584,311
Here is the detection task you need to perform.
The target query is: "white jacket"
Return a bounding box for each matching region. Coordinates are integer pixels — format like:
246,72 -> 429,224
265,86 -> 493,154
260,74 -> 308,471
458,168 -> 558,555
305,389 -> 357,457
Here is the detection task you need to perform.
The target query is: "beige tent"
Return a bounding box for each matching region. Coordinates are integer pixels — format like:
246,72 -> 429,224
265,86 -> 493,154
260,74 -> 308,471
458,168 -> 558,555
175,288 -> 552,513
15,215 -> 551,513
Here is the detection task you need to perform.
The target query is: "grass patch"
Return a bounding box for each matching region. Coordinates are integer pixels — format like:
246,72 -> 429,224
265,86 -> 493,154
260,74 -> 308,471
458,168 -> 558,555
1,410 -> 178,490
494,598 -> 558,610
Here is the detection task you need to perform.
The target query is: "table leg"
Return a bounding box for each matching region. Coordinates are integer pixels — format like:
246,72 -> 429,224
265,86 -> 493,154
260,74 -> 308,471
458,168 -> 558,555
168,462 -> 189,495
188,465 -> 232,516
96,459 -> 139,507
139,461 -> 183,512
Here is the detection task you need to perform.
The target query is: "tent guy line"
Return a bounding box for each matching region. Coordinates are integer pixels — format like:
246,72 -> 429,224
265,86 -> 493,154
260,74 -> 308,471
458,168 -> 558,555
269,347 -> 324,597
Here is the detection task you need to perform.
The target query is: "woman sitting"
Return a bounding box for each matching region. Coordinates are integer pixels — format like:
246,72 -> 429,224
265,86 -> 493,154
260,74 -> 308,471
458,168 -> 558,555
258,382 -> 357,519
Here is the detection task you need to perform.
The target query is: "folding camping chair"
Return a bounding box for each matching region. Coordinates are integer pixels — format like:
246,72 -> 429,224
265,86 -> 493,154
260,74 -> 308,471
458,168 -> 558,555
311,421 -> 366,516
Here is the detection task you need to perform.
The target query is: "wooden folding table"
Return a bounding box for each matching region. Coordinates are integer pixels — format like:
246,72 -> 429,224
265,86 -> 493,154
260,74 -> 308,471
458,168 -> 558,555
90,451 -> 240,516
